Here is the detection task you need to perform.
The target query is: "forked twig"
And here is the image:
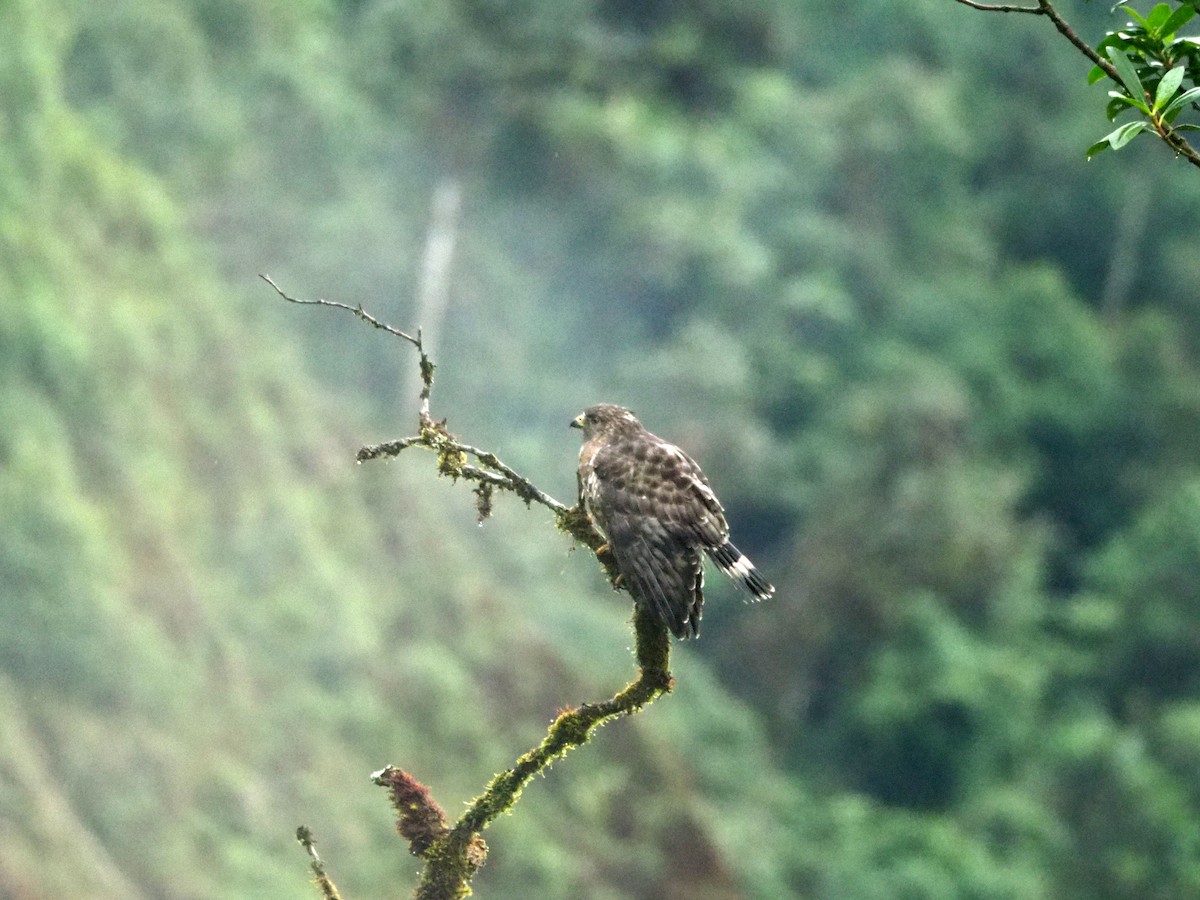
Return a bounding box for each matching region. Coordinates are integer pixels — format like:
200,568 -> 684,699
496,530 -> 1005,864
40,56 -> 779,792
265,278 -> 671,899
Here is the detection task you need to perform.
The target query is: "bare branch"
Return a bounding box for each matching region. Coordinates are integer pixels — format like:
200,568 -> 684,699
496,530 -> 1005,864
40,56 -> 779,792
259,274 -> 438,415
269,277 -> 670,900
357,435 -> 570,515
295,826 -> 342,900
951,0 -> 1040,12
951,0 -> 1120,77
260,274 -> 422,347
266,274 -> 568,519
1036,0 -> 1114,75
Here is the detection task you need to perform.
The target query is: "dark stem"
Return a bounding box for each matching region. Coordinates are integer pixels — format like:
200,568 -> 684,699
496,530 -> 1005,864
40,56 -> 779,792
952,0 -> 1200,168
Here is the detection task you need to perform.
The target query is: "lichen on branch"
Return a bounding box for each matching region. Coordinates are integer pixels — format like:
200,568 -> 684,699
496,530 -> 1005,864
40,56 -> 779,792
264,277 -> 672,900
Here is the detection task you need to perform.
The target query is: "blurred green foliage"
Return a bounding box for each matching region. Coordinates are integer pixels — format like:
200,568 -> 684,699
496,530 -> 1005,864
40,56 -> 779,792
3,0 -> 1200,896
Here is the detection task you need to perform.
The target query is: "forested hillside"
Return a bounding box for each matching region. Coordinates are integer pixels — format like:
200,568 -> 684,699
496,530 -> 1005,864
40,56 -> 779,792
4,0 -> 1200,897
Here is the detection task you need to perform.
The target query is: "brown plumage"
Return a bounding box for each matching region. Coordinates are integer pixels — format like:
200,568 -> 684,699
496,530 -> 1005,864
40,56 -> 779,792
571,403 -> 773,639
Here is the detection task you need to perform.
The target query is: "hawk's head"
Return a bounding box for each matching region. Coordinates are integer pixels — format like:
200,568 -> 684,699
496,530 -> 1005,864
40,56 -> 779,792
571,404 -> 643,441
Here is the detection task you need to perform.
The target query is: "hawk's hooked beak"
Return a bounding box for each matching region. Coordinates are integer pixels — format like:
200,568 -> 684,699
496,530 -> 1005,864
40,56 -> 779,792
570,414 -> 584,430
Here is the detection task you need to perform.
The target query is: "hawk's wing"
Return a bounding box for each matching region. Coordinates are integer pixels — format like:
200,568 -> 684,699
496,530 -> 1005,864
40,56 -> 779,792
591,435 -> 729,637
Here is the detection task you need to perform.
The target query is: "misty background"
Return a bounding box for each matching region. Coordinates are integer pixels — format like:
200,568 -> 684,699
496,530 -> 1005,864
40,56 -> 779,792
4,0 -> 1200,897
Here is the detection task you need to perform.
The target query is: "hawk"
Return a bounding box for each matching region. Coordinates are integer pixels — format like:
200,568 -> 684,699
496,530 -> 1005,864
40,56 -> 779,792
572,403 -> 774,638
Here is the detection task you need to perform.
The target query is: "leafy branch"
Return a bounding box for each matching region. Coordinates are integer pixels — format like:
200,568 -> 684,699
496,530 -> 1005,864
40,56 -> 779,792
953,0 -> 1200,167
261,276 -> 673,899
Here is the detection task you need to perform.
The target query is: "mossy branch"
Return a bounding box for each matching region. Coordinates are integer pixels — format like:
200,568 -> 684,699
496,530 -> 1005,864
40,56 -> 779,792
264,278 -> 672,899
374,604 -> 670,899
295,826 -> 343,900
451,603 -> 672,840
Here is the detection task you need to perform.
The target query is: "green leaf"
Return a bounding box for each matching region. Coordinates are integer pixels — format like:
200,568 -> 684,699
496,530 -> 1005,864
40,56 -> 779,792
1163,85 -> 1200,116
1106,90 -> 1146,119
1088,64 -> 1108,85
1159,3 -> 1196,36
1113,90 -> 1151,115
1087,111 -> 1157,159
1145,2 -> 1174,33
1107,120 -> 1152,149
1154,65 -> 1186,110
1106,96 -> 1132,121
1121,5 -> 1151,28
1107,45 -> 1147,101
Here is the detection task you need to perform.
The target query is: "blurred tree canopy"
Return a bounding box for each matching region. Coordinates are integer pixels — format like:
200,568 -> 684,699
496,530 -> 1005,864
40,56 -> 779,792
3,0 -> 1200,896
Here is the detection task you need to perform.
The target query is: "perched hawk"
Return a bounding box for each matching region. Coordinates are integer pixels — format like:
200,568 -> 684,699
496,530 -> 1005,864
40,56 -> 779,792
572,403 -> 774,638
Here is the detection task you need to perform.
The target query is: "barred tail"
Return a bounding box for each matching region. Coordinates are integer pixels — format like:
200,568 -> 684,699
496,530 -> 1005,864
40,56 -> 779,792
707,540 -> 774,601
